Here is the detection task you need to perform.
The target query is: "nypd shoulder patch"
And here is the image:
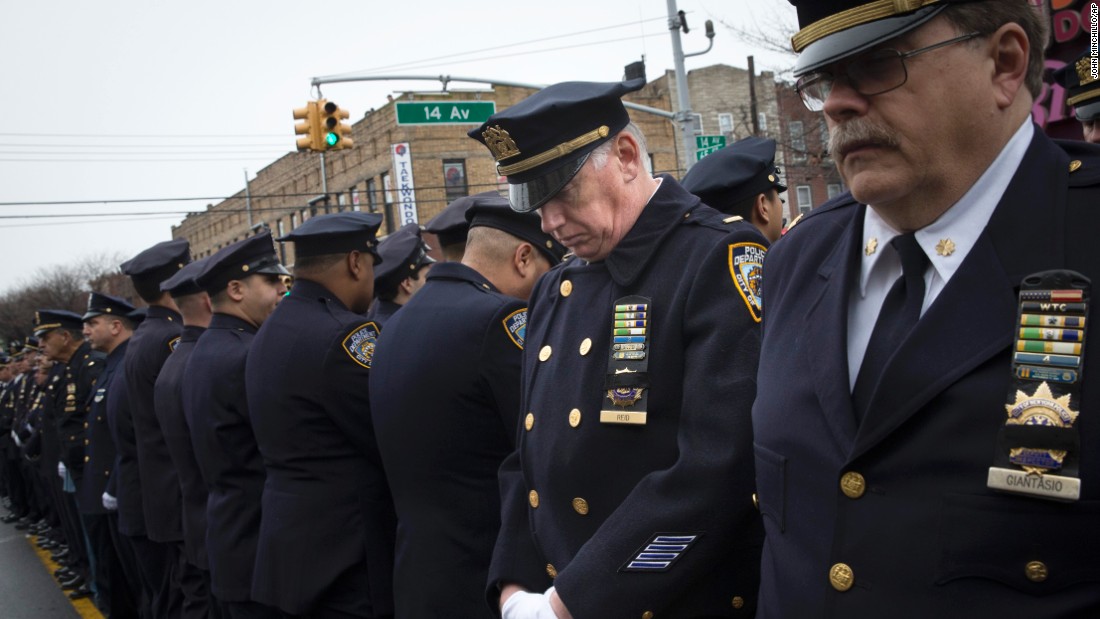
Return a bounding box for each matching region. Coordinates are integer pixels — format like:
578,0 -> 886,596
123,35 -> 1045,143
168,336 -> 181,352
728,242 -> 766,323
343,322 -> 381,369
620,533 -> 702,572
502,308 -> 528,350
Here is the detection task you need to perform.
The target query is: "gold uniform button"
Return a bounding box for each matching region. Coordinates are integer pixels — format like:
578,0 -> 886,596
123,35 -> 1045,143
546,563 -> 558,579
84,456 -> 90,463
642,612 -> 654,619
528,490 -> 539,508
752,493 -> 759,510
839,471 -> 866,499
568,408 -> 582,428
829,563 -> 854,592
538,346 -> 552,362
1069,159 -> 1082,173
579,338 -> 592,356
1026,561 -> 1048,582
84,439 -> 89,446
572,497 -> 589,515
560,280 -> 573,297
525,413 -> 535,431
731,596 -> 745,610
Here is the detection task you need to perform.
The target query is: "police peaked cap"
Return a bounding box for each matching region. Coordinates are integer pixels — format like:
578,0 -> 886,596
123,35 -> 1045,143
469,78 -> 646,212
465,199 -> 568,265
120,238 -> 192,288
195,230 -> 289,294
160,256 -> 211,298
373,224 -> 436,287
788,0 -> 984,76
425,192 -> 502,248
33,309 -> 84,337
1054,51 -> 1100,122
82,292 -> 137,322
681,137 -> 787,213
276,211 -> 384,262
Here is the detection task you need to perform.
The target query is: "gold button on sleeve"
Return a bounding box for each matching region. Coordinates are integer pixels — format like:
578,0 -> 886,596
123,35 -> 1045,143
731,596 -> 745,610
579,338 -> 592,356
546,563 -> 558,578
572,497 -> 589,515
560,280 -> 573,297
839,471 -> 866,499
752,493 -> 759,510
84,455 -> 90,463
1026,561 -> 1048,582
642,612 -> 654,619
538,346 -> 552,362
829,563 -> 854,591
568,408 -> 582,427
525,413 -> 535,431
528,490 -> 539,508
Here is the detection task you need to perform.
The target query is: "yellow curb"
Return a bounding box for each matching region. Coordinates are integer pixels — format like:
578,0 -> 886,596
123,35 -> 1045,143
26,535 -> 105,619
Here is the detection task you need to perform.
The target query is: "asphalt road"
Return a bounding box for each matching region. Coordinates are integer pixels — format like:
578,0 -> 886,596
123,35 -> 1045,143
0,518 -> 84,619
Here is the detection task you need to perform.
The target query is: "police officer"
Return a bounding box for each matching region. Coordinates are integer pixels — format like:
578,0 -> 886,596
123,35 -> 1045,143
370,198 -> 565,618
153,257 -> 217,619
120,237 -> 191,619
183,232 -> 287,619
365,223 -> 435,327
423,191 -> 506,262
754,1 -> 1100,616
81,292 -> 140,618
245,212 -> 392,619
680,136 -> 788,242
1054,50 -> 1100,144
469,79 -> 767,618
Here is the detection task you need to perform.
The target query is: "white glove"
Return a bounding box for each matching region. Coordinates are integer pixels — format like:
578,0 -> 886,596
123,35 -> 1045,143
11,430 -> 22,447
502,587 -> 559,619
102,492 -> 118,511
57,462 -> 67,479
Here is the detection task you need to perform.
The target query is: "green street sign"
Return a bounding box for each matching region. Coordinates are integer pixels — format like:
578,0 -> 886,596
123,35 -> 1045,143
696,146 -> 724,161
395,101 -> 497,126
696,135 -> 726,149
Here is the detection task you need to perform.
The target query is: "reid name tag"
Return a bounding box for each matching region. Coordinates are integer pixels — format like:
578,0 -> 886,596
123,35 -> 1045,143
987,467 -> 1081,501
600,410 -> 648,425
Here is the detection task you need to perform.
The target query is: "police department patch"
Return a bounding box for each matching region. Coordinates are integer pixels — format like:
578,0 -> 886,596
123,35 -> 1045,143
502,309 -> 528,350
342,322 -> 381,369
728,242 -> 766,323
168,336 -> 181,352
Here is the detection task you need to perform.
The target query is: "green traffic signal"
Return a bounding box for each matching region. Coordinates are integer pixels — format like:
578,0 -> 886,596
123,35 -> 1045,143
325,132 -> 339,147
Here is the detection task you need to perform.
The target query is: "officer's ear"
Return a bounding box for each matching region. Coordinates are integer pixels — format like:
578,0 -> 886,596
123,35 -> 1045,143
513,242 -> 535,277
753,193 -> 772,228
225,279 -> 247,302
613,131 -> 642,183
346,250 -> 370,281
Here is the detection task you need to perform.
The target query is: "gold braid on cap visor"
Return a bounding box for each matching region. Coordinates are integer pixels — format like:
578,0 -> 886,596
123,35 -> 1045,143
791,0 -> 943,52
497,125 -> 610,176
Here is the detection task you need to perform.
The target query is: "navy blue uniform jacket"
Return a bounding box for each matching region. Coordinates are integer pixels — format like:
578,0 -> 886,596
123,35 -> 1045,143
246,279 -> 395,616
79,339 -> 127,515
57,342 -> 104,479
155,325 -> 210,570
490,176 -> 766,618
370,262 -> 525,619
753,130 -> 1100,617
184,312 -> 265,602
123,304 -> 184,544
106,369 -> 145,536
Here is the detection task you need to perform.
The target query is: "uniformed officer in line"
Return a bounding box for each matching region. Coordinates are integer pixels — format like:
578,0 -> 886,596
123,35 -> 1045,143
182,231 -> 287,619
154,257 -> 219,619
1054,50 -> 1100,144
680,136 -> 788,242
36,309 -> 104,601
365,223 -> 435,327
754,1 -> 1100,616
119,237 -> 191,619
469,79 -> 767,618
370,198 -> 565,618
80,292 -> 140,618
0,352 -> 22,523
246,212 -> 393,619
423,191 -> 506,262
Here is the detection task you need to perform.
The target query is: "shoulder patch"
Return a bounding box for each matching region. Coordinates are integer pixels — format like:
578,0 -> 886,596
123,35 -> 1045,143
729,242 -> 766,323
168,336 -> 181,352
502,309 -> 528,350
342,322 -> 381,369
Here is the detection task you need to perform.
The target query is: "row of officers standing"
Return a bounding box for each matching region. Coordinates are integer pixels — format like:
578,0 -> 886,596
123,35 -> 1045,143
4,0 -> 1100,617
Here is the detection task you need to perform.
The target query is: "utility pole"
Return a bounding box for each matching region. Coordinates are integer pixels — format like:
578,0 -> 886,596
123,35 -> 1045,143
667,0 -> 696,174
243,168 -> 253,229
748,56 -> 759,137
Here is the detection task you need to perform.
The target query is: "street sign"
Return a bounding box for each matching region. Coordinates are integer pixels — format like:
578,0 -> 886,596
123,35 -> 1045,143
695,146 -> 724,161
695,135 -> 726,149
395,101 -> 496,126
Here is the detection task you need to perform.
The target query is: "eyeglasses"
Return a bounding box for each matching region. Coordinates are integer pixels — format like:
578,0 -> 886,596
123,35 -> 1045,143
795,32 -> 981,112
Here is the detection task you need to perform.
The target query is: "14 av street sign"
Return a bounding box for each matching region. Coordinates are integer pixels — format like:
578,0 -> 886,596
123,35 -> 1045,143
395,101 -> 497,126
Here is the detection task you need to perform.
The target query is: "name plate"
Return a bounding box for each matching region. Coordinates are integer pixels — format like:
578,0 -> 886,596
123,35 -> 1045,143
600,410 -> 647,425
987,467 -> 1081,501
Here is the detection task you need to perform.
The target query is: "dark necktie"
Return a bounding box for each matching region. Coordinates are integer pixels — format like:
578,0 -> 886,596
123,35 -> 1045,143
852,233 -> 929,422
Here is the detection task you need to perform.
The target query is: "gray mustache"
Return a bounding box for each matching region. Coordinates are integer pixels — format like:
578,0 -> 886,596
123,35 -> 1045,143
828,120 -> 900,157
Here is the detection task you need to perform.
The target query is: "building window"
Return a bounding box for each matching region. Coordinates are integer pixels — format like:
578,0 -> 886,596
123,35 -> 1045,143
691,113 -> 703,135
758,112 -> 768,133
276,220 -> 287,263
351,187 -> 361,212
337,192 -> 347,212
718,113 -> 733,134
366,178 -> 378,213
443,159 -> 468,202
789,121 -> 806,162
291,213 -> 299,229
796,185 -> 813,213
827,184 -> 842,200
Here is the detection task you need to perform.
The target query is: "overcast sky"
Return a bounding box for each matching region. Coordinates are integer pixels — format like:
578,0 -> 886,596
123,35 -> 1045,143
0,0 -> 797,295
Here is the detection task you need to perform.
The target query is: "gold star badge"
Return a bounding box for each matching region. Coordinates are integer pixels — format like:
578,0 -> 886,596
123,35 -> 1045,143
935,239 -> 956,257
865,237 -> 878,256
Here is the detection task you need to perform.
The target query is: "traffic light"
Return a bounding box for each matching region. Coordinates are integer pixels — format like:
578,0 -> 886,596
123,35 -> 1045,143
292,100 -> 322,152
320,101 -> 354,150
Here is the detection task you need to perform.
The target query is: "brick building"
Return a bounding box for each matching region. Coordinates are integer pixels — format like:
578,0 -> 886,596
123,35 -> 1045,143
773,81 -> 845,222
